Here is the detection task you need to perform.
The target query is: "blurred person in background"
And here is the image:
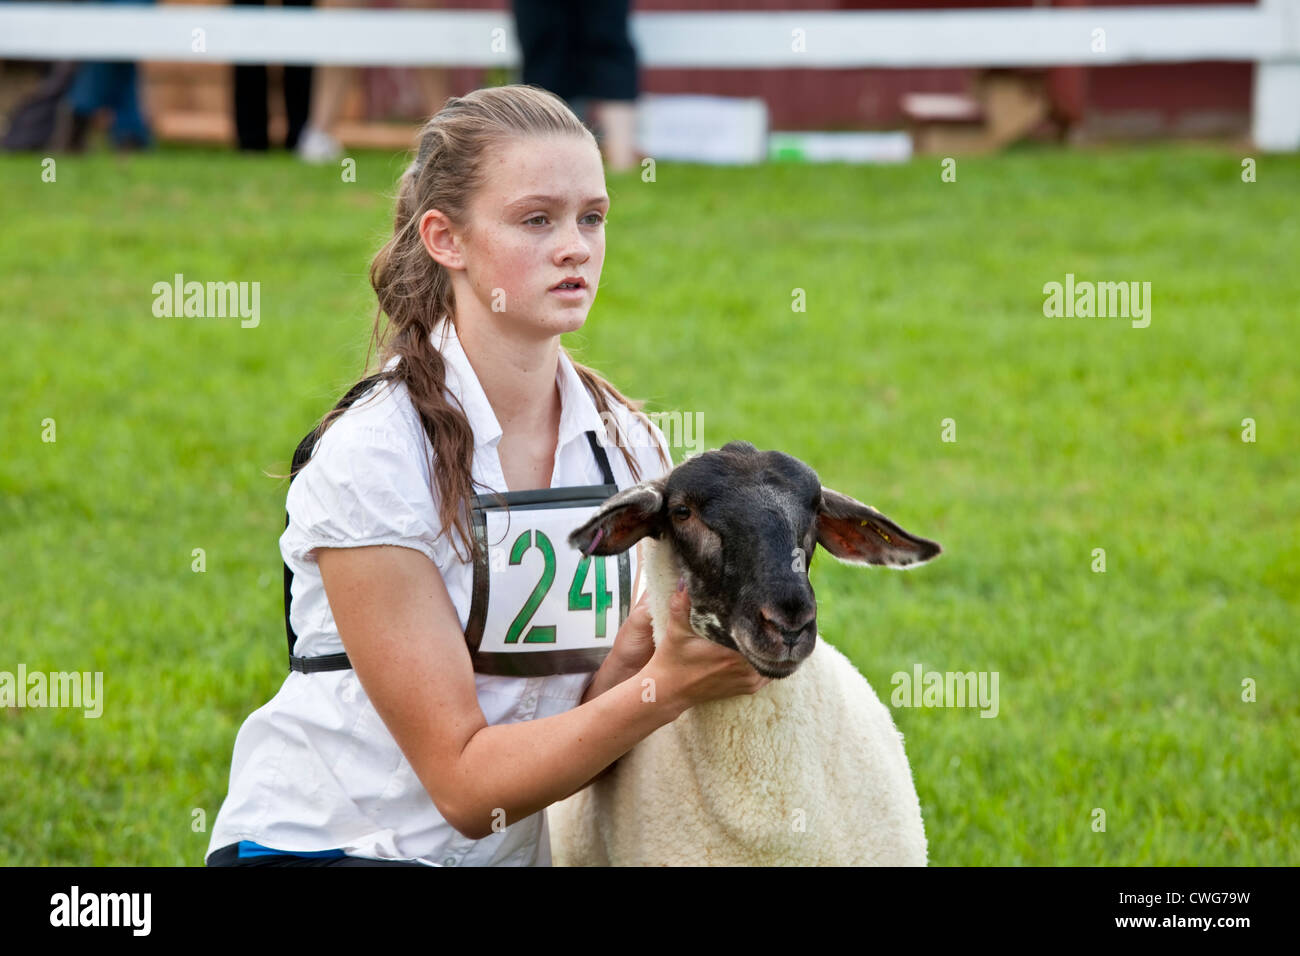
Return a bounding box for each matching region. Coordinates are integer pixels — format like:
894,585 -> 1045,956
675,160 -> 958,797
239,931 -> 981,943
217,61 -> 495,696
297,0 -> 450,163
62,0 -> 156,152
511,0 -> 639,171
233,0 -> 315,151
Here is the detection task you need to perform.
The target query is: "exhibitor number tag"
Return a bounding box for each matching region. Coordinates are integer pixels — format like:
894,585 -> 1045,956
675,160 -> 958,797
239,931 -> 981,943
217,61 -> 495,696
476,500 -> 636,658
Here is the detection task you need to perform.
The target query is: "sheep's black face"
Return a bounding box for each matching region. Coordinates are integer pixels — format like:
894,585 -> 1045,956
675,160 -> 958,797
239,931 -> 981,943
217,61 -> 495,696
568,440 -> 942,680
664,442 -> 823,678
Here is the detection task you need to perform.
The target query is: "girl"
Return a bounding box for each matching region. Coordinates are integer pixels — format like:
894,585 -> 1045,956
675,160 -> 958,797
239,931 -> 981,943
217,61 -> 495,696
206,85 -> 769,867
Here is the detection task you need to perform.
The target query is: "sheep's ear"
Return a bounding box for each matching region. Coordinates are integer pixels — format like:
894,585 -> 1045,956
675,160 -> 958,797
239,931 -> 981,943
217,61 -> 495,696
816,487 -> 941,569
568,479 -> 667,556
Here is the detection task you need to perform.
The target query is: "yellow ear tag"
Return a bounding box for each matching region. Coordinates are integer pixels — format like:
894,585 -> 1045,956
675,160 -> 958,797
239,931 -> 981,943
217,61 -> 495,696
859,519 -> 891,542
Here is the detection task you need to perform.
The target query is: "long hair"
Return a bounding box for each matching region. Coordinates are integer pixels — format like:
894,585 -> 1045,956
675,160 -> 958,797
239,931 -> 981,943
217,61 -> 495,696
292,84 -> 671,566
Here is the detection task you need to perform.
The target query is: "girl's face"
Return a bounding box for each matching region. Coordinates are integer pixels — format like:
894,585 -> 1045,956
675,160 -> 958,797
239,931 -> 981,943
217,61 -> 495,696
456,134 -> 609,338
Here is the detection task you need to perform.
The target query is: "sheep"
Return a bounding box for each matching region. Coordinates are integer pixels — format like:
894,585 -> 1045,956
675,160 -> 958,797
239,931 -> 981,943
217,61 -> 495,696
547,440 -> 942,866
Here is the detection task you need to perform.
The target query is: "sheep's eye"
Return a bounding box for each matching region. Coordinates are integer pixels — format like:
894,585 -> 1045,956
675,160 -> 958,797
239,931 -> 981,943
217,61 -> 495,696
671,506 -> 692,521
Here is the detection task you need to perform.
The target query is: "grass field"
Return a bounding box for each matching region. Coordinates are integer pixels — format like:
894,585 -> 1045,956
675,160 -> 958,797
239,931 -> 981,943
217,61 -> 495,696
1,142 -> 1296,866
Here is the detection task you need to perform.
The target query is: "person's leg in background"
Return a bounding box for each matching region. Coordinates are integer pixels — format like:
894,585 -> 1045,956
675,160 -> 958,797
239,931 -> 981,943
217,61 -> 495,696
578,0 -> 639,172
511,0 -> 578,113
593,101 -> 636,172
296,0 -> 358,162
65,61 -> 112,152
282,0 -> 316,150
64,0 -> 156,152
232,0 -> 270,150
397,0 -> 451,118
106,60 -> 153,149
106,0 -> 154,149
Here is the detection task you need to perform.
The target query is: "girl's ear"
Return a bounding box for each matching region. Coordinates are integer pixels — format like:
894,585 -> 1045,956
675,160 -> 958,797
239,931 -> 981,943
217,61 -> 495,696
816,487 -> 942,569
568,480 -> 667,556
418,208 -> 465,270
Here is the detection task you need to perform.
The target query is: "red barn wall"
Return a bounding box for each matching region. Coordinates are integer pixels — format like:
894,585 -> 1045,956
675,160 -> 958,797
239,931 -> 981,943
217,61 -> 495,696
634,0 -> 1255,136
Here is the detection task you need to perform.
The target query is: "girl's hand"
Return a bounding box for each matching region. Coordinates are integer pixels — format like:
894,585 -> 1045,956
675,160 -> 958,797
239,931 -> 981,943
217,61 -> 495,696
642,575 -> 771,715
607,591 -> 656,675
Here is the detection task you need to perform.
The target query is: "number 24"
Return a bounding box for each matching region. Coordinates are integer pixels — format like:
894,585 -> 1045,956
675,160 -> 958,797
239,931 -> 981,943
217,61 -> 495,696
504,529 -> 614,644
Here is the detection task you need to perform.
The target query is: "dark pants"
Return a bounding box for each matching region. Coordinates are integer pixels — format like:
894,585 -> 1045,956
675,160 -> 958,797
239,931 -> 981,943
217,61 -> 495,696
206,843 -> 432,867
67,0 -> 154,146
68,62 -> 152,146
231,0 -> 314,150
511,0 -> 638,114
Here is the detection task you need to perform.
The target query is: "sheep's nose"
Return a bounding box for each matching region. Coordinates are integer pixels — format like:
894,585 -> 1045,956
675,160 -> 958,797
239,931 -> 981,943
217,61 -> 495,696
760,604 -> 815,645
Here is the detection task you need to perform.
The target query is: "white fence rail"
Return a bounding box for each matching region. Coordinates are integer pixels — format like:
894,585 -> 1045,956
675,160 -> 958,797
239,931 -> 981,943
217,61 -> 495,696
1,2 -> 1297,148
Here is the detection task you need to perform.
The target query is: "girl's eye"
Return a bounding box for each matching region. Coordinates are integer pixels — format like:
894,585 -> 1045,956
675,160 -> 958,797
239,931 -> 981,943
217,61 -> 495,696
524,214 -> 606,226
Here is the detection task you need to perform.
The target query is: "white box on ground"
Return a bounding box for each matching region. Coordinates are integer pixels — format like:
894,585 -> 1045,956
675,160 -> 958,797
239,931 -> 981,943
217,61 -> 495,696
636,94 -> 769,165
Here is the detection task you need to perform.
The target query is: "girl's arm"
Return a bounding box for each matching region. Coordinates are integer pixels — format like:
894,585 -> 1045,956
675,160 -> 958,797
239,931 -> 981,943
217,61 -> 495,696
317,543 -> 759,841
579,654 -> 639,706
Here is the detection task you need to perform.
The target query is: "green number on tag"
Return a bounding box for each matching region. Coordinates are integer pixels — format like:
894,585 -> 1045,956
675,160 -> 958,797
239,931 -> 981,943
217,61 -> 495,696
568,554 -> 614,638
505,528 -> 618,645
505,530 -> 556,644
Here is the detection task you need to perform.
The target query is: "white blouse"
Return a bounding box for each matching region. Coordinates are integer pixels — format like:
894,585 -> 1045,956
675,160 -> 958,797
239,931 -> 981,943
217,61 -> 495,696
207,315 -> 673,866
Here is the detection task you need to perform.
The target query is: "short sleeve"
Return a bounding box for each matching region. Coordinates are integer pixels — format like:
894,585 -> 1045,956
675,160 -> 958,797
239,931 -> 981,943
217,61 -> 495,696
280,417 -> 449,569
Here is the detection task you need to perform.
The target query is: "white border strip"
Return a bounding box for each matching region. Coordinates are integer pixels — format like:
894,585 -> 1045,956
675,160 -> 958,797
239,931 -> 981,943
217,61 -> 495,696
0,5 -> 1292,68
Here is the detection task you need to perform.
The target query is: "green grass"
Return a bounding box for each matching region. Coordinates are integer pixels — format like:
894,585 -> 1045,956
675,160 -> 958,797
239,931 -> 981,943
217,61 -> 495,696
1,142 -> 1296,865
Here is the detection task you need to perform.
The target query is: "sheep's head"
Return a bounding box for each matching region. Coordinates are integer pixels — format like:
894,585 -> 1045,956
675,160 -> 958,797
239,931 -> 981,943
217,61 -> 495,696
568,440 -> 942,679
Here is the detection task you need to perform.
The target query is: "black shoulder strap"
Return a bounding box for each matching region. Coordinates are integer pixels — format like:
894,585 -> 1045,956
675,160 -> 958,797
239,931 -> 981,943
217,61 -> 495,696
585,430 -> 616,485
284,375 -> 389,671
586,428 -> 631,629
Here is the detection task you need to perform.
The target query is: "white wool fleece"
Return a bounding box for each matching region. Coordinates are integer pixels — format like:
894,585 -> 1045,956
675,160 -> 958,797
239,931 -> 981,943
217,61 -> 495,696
548,535 -> 928,866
